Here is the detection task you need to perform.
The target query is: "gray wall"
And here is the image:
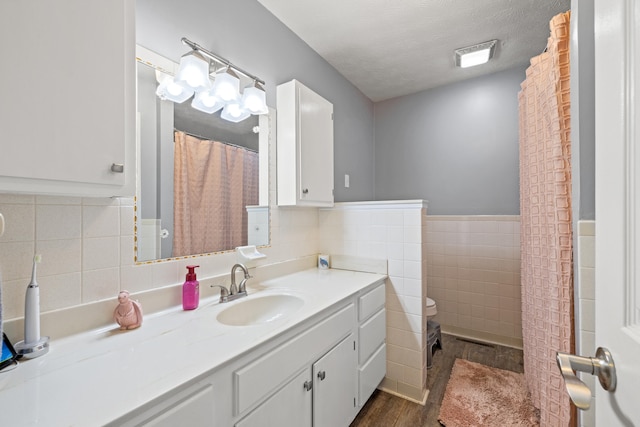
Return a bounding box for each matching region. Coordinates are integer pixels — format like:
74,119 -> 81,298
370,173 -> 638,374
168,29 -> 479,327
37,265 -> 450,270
136,0 -> 375,203
571,0 -> 595,221
374,66 -> 526,215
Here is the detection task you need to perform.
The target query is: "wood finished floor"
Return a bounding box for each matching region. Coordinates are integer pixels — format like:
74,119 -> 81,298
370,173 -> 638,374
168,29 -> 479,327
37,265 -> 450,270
350,333 -> 524,427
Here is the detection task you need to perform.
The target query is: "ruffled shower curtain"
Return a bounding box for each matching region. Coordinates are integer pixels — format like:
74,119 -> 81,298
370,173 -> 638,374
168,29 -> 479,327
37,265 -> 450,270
173,131 -> 259,257
519,11 -> 574,427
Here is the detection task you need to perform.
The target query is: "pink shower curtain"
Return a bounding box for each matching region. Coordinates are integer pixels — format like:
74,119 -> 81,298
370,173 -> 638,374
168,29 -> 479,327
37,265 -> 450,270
519,11 -> 574,427
173,131 -> 259,257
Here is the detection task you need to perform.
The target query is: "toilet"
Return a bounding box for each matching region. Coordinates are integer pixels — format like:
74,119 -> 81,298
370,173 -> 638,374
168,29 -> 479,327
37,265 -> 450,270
426,298 -> 442,369
426,297 -> 438,319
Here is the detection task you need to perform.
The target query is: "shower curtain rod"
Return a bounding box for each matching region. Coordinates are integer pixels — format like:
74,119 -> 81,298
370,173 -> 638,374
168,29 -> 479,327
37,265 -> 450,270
174,129 -> 258,153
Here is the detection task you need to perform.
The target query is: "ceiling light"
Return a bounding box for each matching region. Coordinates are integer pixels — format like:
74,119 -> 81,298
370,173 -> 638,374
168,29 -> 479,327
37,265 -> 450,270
174,51 -> 210,92
191,89 -> 225,114
221,102 -> 251,123
211,67 -> 241,102
241,81 -> 268,115
156,75 -> 194,103
455,40 -> 497,68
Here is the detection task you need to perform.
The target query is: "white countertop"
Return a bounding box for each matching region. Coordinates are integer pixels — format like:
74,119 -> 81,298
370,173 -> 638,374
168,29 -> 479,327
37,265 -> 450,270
0,268 -> 386,426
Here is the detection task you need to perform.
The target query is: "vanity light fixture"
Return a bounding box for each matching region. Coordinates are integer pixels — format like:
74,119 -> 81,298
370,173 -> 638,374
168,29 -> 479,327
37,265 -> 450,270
191,89 -> 226,114
241,81 -> 268,115
454,39 -> 497,68
220,102 -> 251,123
174,51 -> 210,92
156,75 -> 194,103
155,37 -> 267,122
211,67 -> 241,102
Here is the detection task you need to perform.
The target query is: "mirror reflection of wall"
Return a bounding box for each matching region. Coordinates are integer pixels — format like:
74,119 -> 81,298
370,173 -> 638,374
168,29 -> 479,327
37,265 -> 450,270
136,46 -> 269,262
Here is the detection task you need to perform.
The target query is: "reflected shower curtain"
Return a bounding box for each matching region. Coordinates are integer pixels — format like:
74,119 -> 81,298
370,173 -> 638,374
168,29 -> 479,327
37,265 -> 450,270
519,11 -> 574,427
173,131 -> 259,257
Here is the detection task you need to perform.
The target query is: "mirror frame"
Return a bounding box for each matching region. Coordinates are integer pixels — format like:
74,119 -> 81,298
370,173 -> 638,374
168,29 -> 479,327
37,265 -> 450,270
133,45 -> 272,264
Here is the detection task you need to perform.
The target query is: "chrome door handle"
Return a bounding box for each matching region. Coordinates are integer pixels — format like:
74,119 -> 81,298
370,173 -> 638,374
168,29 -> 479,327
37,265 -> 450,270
556,347 -> 616,410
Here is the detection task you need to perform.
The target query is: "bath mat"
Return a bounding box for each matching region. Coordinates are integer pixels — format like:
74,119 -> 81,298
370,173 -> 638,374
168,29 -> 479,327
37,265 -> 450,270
438,359 -> 539,427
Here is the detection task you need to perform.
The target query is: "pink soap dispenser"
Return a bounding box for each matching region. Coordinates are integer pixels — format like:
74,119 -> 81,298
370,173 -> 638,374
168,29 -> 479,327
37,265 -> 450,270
183,265 -> 200,310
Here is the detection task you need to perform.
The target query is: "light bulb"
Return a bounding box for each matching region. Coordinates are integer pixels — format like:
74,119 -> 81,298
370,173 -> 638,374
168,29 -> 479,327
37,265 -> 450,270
175,52 -> 210,92
191,89 -> 225,114
201,93 -> 217,107
227,104 -> 242,117
221,102 -> 250,122
241,83 -> 268,114
167,80 -> 185,96
156,75 -> 194,103
211,69 -> 240,102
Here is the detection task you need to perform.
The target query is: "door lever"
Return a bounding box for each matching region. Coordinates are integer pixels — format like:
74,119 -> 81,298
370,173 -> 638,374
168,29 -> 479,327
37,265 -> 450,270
556,347 -> 616,410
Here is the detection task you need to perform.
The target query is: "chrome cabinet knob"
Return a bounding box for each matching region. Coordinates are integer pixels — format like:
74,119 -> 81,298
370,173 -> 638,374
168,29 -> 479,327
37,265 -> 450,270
317,370 -> 326,381
303,380 -> 313,391
302,188 -> 309,194
110,163 -> 124,173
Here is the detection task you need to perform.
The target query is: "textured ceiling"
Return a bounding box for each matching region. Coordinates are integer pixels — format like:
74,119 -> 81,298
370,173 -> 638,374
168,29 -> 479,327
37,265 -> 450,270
257,0 -> 571,101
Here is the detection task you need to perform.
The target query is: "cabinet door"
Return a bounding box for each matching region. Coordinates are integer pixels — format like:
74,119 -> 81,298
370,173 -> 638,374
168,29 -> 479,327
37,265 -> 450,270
313,334 -> 357,427
236,369 -> 312,427
0,0 -> 135,197
297,83 -> 334,205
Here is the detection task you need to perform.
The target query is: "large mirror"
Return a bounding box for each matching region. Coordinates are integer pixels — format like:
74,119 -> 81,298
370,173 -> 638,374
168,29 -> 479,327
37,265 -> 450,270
135,46 -> 270,262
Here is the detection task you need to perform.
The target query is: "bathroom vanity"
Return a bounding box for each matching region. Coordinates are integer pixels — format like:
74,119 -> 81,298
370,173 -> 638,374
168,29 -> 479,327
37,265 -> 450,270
0,269 -> 386,426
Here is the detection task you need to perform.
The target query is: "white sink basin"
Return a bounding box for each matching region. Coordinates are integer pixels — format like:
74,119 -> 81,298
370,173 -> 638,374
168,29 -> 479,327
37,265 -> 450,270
216,294 -> 304,326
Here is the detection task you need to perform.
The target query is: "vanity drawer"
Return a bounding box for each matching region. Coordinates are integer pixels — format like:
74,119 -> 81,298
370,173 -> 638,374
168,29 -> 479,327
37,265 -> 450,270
359,308 -> 385,365
358,343 -> 386,406
234,303 -> 355,415
358,282 -> 385,321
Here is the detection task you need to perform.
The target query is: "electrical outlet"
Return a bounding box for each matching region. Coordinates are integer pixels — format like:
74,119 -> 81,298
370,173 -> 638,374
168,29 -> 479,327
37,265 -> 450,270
345,174 -> 350,188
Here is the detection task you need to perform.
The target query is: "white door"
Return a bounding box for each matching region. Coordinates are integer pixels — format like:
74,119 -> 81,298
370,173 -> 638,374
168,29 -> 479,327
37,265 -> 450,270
594,0 -> 640,424
298,83 -> 334,205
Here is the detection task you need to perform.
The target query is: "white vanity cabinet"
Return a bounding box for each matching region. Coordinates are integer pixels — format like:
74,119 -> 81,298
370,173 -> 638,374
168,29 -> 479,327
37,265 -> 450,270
99,275 -> 385,427
234,304 -> 357,427
236,334 -> 356,427
0,0 -> 135,197
357,282 -> 387,406
276,79 -> 334,207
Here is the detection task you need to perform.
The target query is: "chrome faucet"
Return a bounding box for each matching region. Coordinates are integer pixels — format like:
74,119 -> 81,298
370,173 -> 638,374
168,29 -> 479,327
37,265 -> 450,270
231,263 -> 251,295
211,263 -> 251,303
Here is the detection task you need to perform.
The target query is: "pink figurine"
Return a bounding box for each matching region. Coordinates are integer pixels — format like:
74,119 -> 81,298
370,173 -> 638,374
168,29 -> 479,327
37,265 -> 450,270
113,290 -> 143,330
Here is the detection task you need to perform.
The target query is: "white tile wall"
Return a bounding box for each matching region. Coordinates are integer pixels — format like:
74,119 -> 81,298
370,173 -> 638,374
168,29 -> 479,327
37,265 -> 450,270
426,216 -> 523,348
319,200 -> 428,403
0,193 -> 320,327
576,220 -> 596,427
